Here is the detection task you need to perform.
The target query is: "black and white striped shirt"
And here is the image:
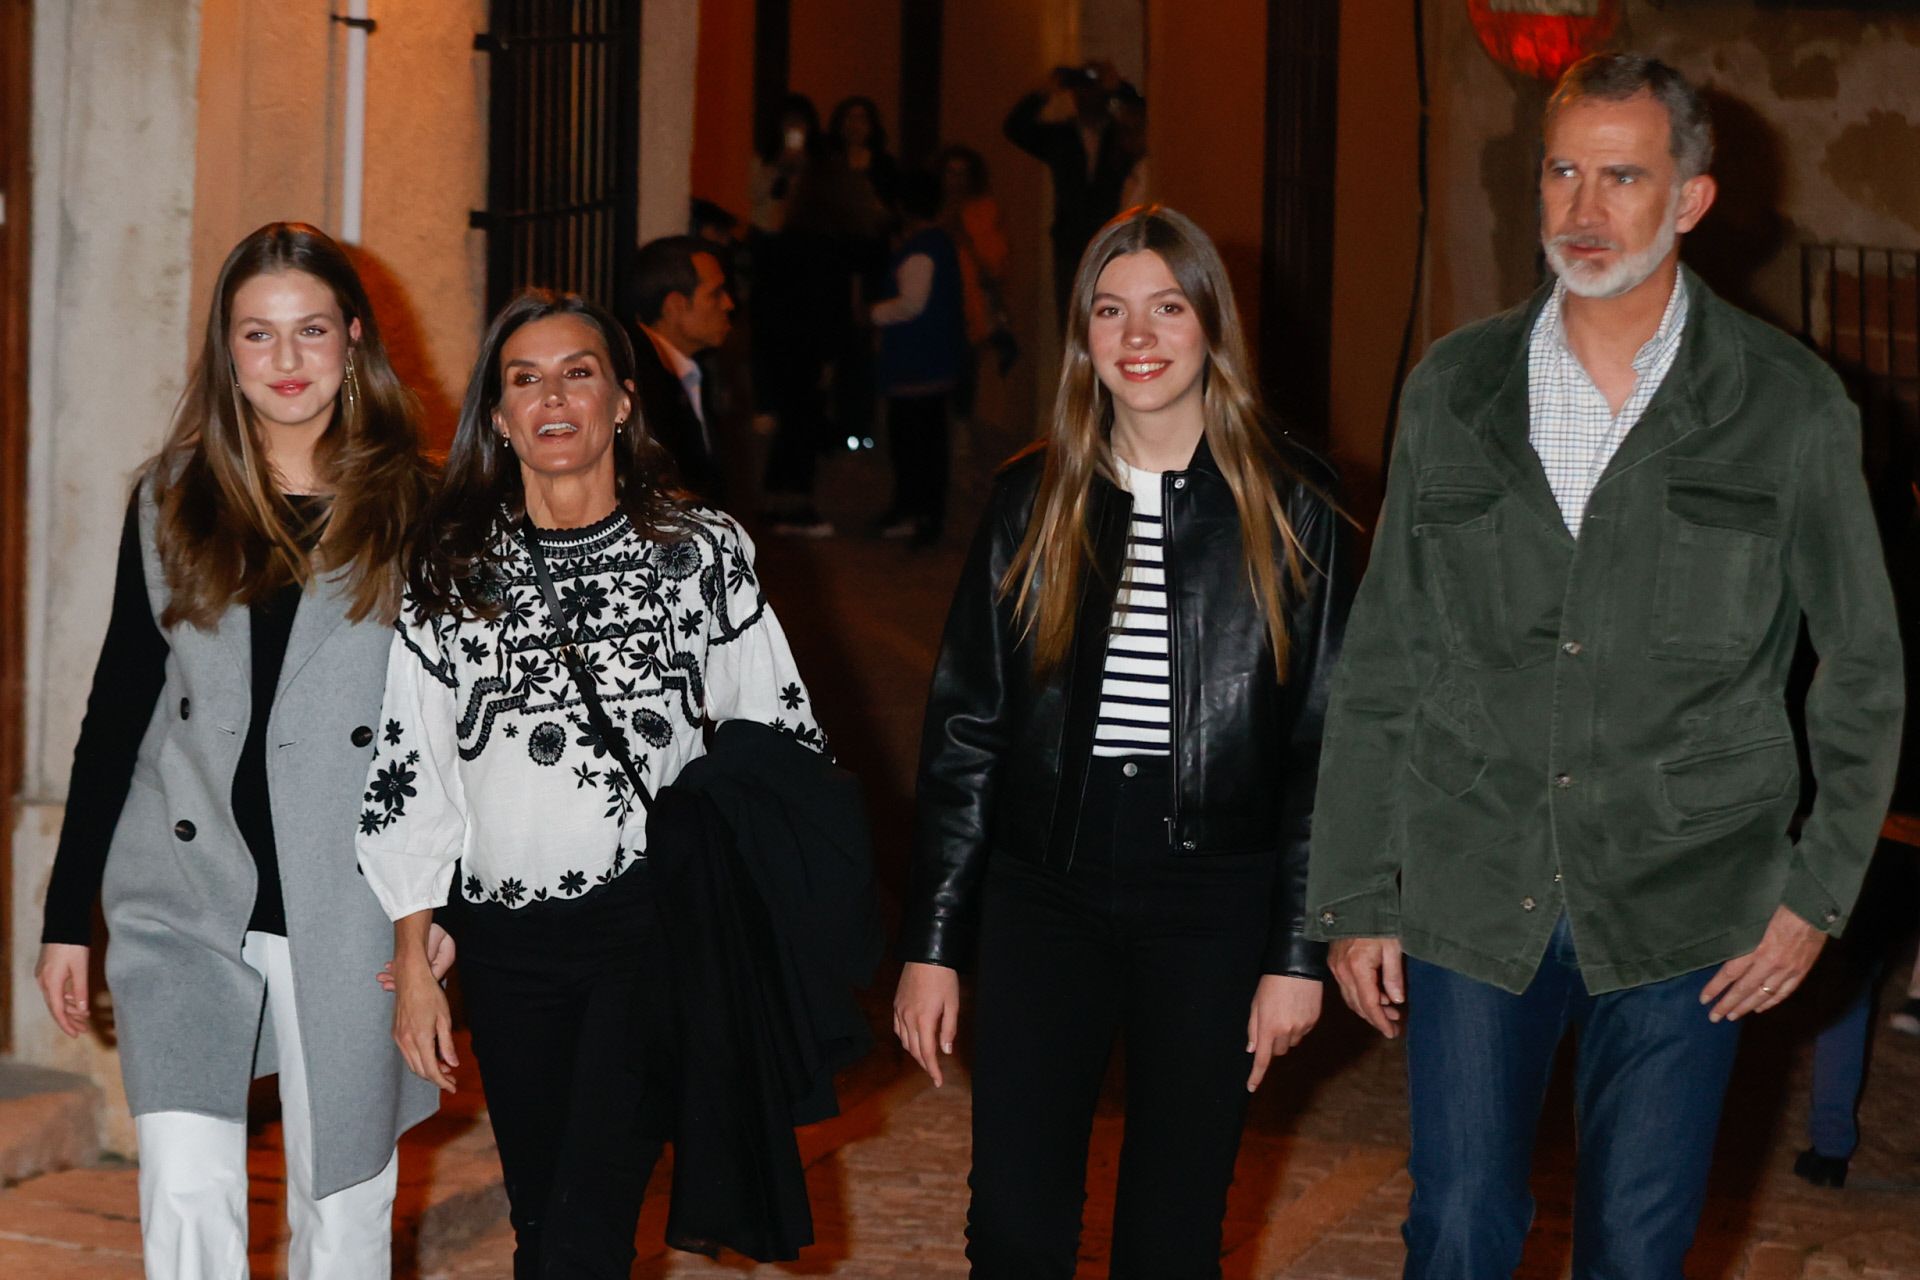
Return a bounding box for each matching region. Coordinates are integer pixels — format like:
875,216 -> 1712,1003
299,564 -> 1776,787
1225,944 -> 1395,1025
1094,461 -> 1172,757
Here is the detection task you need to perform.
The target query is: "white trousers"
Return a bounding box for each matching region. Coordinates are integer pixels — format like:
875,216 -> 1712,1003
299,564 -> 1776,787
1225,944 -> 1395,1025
135,931 -> 398,1280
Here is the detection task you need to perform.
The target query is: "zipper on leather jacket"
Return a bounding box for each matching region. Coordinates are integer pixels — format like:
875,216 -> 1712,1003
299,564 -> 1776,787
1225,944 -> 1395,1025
1163,468 -> 1182,849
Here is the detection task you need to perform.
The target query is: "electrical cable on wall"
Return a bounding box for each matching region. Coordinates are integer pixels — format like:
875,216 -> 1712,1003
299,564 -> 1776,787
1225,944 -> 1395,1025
1380,0 -> 1430,478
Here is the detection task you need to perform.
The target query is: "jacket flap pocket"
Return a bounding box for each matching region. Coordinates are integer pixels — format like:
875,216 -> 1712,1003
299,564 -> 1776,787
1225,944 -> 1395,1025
1665,460 -> 1782,535
1415,465 -> 1503,525
1659,737 -> 1797,819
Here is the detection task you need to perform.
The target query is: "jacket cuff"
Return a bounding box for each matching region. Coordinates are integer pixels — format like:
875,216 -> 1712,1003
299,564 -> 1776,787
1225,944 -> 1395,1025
1304,880 -> 1400,942
1781,859 -> 1848,937
1264,932 -> 1329,980
895,911 -> 975,972
40,919 -> 93,947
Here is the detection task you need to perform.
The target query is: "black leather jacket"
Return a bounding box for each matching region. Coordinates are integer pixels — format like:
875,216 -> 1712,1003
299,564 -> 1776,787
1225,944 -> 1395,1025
900,434 -> 1351,977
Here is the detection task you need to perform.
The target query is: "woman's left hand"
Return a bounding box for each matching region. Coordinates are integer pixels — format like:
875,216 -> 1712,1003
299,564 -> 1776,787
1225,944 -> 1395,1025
1246,974 -> 1323,1092
377,922 -> 456,992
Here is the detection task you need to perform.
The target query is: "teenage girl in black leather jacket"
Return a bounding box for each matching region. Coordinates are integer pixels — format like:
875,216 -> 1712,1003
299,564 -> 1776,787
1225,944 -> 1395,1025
893,205 -> 1351,1278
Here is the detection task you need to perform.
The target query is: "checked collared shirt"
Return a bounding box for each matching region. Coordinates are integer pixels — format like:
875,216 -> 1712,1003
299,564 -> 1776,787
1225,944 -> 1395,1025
1527,274 -> 1688,537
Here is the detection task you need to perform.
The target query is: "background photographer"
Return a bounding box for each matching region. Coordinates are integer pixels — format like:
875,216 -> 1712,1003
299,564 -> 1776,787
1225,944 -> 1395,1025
1003,60 -> 1147,321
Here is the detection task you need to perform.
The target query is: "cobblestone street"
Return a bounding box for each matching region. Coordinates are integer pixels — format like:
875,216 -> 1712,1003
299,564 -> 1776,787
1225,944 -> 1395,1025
4,447 -> 1918,1277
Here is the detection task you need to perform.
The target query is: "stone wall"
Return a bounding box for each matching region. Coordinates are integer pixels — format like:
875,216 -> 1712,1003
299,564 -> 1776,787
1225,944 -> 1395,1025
1424,1 -> 1920,341
1318,3 -> 1920,504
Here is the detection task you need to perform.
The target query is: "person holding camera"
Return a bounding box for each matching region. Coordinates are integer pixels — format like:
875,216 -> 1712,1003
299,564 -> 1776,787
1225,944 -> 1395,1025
1004,59 -> 1147,321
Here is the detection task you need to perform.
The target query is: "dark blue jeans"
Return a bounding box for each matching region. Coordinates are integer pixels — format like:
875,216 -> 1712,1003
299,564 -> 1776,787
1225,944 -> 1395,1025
1403,915 -> 1741,1280
1808,963 -> 1880,1158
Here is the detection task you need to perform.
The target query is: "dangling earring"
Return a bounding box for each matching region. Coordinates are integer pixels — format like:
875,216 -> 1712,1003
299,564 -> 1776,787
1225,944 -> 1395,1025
614,417 -> 625,434
343,351 -> 361,414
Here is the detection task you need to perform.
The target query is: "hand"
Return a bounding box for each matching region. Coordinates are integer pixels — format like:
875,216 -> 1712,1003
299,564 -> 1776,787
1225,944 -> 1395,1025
1700,904 -> 1828,1022
36,943 -> 92,1038
1328,936 -> 1406,1039
391,956 -> 460,1091
1246,974 -> 1323,1091
893,961 -> 960,1087
377,922 -> 456,991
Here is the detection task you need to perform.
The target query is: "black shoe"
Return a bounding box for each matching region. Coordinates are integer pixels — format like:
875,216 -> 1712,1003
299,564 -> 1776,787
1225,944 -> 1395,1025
1792,1147 -> 1850,1188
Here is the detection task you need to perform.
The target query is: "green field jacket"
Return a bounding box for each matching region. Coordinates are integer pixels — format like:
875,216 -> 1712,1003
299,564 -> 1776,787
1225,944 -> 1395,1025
1306,269 -> 1903,994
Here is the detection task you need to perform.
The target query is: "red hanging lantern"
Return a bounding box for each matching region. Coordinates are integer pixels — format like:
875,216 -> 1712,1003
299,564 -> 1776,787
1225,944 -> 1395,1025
1468,0 -> 1621,83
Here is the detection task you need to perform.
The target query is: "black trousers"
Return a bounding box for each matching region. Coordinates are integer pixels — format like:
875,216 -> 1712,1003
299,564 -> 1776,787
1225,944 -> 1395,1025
966,756 -> 1276,1279
453,866 -> 668,1280
886,393 -> 950,536
762,342 -> 829,500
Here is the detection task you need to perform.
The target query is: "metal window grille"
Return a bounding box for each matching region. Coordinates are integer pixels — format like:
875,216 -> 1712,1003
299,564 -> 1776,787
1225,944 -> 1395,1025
472,1 -> 640,316
1261,0 -> 1342,444
1801,244 -> 1920,467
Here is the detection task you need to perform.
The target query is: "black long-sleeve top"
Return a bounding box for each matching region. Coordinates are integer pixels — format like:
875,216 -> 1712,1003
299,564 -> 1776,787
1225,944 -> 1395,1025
41,495 -> 323,945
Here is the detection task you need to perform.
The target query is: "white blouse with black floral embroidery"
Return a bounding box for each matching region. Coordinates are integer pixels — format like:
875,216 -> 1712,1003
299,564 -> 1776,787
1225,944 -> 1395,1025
354,507 -> 823,919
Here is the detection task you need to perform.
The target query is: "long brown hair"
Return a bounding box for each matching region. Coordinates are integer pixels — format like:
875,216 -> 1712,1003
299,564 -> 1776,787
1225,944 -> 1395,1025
407,289 -> 693,621
1001,205 -> 1311,678
152,222 -> 429,628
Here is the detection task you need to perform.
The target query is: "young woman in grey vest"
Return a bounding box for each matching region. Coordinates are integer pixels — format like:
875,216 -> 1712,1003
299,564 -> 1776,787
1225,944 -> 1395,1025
34,222 -> 450,1279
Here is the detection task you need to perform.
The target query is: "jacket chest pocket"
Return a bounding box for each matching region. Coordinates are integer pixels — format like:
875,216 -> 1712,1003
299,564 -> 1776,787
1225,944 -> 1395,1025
1412,474 -> 1516,670
1648,464 -> 1782,664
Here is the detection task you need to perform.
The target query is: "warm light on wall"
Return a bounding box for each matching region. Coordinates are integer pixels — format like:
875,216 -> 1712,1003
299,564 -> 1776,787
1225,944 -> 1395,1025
1467,0 -> 1619,82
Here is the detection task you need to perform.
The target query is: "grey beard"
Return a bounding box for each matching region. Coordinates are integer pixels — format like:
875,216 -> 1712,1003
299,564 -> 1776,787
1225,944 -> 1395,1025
1544,205 -> 1680,300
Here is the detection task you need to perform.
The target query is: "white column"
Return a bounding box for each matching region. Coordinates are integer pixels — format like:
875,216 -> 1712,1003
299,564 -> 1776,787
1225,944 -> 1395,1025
11,0 -> 204,1156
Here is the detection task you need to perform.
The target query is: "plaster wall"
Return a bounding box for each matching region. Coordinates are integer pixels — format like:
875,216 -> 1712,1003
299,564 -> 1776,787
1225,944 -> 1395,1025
1080,0 -> 1147,85
942,0 -> 1079,444
12,0 -> 205,1152
640,0 -> 699,243
689,0 -> 755,220
1144,0 -> 1269,350
1328,3 -> 1422,505
191,0 -> 488,448
1424,1 -> 1920,340
789,0 -> 902,140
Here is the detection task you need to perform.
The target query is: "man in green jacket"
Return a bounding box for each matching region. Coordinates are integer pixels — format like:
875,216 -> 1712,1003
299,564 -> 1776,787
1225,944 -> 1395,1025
1308,53 -> 1902,1277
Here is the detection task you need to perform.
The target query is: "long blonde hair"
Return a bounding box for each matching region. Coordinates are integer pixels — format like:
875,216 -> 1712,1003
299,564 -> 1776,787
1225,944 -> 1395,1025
1000,205 -> 1310,678
151,222 -> 429,628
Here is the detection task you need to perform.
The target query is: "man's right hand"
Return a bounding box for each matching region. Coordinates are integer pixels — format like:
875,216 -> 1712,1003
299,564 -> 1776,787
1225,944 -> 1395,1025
36,943 -> 92,1038
893,961 -> 960,1087
1328,937 -> 1407,1039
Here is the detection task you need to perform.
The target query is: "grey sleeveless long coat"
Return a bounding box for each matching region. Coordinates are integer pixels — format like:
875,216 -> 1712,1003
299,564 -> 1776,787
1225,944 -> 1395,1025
100,484 -> 438,1197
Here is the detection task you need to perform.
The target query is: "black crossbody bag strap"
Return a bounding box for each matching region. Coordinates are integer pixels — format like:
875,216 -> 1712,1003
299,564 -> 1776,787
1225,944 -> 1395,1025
522,529 -> 655,811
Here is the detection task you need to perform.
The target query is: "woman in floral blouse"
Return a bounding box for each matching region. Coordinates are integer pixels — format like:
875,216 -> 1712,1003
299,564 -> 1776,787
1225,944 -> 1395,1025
358,290 -> 821,1280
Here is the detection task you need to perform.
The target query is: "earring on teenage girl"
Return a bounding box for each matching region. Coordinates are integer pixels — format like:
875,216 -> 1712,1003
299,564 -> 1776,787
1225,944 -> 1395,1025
343,351 -> 361,412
